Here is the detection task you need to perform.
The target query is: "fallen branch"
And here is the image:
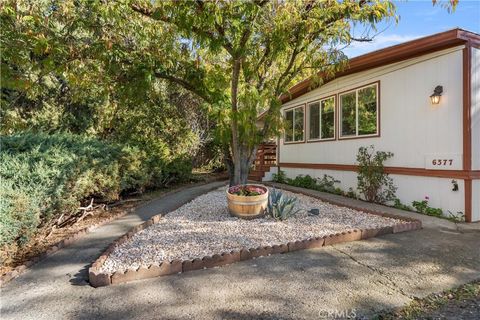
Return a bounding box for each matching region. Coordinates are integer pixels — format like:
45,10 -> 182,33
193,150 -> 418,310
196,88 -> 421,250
58,198 -> 98,228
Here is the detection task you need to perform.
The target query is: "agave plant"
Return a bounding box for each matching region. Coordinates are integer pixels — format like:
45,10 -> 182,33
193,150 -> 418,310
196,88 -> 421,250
267,189 -> 301,221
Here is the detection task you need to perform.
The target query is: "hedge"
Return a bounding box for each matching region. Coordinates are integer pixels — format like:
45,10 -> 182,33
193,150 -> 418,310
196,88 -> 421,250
0,132 -> 192,249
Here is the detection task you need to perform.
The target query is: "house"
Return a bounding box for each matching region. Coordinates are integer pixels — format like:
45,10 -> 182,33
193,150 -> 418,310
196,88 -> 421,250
253,28 -> 480,222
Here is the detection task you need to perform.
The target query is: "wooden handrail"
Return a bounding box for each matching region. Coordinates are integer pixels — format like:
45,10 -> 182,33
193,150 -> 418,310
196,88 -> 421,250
253,143 -> 277,170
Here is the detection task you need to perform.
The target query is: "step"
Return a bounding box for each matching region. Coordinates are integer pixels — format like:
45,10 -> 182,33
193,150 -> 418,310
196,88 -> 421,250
252,163 -> 277,171
254,159 -> 277,166
249,171 -> 264,178
253,165 -> 274,171
257,152 -> 277,157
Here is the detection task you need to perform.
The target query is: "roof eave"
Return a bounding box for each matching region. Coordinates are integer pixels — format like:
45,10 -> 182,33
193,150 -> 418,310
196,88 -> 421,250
280,28 -> 479,104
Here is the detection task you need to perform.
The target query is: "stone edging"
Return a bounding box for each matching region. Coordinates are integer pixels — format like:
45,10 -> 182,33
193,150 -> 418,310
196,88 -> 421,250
0,176 -> 228,287
88,194 -> 422,287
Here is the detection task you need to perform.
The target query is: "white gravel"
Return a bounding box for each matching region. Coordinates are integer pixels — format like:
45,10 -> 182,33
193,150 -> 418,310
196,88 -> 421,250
100,187 -> 402,273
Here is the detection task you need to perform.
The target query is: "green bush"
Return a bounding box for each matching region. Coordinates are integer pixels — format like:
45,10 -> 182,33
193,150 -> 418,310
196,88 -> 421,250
393,198 -> 412,211
356,145 -> 397,204
283,173 -> 342,194
0,132 -> 192,249
412,198 -> 443,217
288,174 -> 319,190
272,170 -> 288,184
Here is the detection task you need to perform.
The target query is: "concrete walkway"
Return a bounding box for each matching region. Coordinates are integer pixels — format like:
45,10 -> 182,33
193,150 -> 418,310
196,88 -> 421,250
1,182 -> 479,319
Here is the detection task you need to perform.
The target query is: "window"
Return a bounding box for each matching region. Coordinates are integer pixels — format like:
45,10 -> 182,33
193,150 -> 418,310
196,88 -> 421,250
308,96 -> 335,141
284,105 -> 304,143
339,83 -> 378,138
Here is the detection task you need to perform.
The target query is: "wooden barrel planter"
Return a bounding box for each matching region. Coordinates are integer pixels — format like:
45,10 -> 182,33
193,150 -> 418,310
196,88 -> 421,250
226,184 -> 269,219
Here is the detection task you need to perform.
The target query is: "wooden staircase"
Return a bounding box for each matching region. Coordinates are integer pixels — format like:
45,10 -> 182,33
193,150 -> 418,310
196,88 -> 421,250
248,143 -> 277,182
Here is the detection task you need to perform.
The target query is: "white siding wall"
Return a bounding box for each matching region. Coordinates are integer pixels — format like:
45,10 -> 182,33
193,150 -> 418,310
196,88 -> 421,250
471,47 -> 480,221
278,47 -> 468,218
473,180 -> 480,222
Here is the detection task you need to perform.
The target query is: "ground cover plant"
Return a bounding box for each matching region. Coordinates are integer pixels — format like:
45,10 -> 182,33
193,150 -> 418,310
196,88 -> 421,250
410,196 -> 465,222
272,172 -> 344,196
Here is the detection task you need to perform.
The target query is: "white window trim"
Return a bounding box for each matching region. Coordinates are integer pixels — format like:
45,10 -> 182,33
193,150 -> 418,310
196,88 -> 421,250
339,83 -> 379,139
307,95 -> 336,142
283,104 -> 305,144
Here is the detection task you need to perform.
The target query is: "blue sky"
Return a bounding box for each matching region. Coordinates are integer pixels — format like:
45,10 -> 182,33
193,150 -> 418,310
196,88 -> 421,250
344,0 -> 480,58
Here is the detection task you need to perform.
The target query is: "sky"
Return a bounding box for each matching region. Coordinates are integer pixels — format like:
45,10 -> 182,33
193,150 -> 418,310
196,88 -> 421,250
344,0 -> 480,58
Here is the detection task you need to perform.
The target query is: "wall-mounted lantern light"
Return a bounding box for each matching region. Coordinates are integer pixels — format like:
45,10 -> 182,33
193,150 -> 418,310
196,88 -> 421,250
430,85 -> 443,105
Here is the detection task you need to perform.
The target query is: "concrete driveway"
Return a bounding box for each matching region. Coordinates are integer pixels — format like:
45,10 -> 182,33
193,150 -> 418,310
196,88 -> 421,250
1,182 -> 479,319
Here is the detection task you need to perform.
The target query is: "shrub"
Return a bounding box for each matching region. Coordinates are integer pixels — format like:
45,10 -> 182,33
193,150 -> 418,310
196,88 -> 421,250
356,145 -> 397,203
286,174 -> 341,194
393,198 -> 412,211
160,156 -> 194,187
288,174 -> 318,190
446,211 -> 465,223
316,175 -> 341,194
267,189 -> 301,221
345,187 -> 358,199
412,196 -> 443,217
272,170 -> 288,184
0,132 -> 192,250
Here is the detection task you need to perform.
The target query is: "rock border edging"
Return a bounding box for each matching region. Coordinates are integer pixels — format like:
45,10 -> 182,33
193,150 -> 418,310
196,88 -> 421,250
0,176 -> 228,287
88,194 -> 422,287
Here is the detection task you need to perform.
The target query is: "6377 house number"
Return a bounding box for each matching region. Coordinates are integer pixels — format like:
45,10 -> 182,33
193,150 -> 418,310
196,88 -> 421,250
425,154 -> 462,170
432,159 -> 453,166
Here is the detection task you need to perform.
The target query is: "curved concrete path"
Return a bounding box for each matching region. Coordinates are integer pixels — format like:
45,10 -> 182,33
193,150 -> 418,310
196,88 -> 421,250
1,182 -> 479,320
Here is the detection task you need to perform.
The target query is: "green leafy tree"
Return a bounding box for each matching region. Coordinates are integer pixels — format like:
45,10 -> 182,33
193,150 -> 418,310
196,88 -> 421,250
128,0 -> 399,186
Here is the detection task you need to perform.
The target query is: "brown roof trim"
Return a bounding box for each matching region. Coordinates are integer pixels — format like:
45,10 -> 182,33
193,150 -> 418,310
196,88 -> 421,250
280,28 -> 480,104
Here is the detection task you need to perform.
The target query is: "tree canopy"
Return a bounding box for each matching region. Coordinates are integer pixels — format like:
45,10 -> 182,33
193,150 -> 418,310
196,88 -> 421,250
1,0 -> 457,185
127,0 -> 399,184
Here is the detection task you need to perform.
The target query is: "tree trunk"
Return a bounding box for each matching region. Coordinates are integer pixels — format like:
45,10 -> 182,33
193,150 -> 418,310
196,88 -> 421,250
222,144 -> 235,186
230,58 -> 242,186
228,58 -> 261,186
227,144 -> 257,186
231,150 -> 250,186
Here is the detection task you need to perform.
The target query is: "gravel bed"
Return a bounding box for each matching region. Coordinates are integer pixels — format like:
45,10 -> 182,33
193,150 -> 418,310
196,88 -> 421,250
100,187 -> 403,273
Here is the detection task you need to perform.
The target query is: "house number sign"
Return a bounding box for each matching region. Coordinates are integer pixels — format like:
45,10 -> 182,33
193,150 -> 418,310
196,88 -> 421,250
424,154 -> 462,170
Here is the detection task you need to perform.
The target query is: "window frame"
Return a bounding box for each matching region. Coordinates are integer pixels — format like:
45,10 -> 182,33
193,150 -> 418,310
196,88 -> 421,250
338,81 -> 380,140
306,94 -> 336,143
283,104 -> 306,144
